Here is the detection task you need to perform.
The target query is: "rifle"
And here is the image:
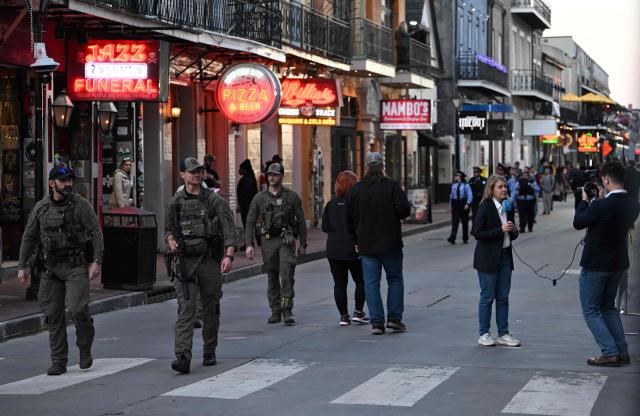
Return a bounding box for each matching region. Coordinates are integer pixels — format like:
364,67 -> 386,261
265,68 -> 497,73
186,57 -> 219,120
167,203 -> 190,300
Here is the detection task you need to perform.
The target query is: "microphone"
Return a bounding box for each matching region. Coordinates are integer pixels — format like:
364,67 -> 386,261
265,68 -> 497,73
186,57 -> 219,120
502,198 -> 513,212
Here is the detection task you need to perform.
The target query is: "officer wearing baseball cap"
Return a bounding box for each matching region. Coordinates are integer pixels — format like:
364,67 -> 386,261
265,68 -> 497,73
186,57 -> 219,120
245,162 -> 307,325
165,157 -> 238,373
17,165 -> 104,375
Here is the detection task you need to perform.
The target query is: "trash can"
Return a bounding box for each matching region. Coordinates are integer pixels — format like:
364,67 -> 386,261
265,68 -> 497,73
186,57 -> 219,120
102,207 -> 157,291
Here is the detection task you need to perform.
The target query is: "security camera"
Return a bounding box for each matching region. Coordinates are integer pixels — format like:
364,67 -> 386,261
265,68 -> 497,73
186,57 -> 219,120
30,43 -> 59,73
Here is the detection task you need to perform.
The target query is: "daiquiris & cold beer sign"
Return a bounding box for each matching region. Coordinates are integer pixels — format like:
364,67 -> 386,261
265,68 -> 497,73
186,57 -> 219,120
457,111 -> 488,135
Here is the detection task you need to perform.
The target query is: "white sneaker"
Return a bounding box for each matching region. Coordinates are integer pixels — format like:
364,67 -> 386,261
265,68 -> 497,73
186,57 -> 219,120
496,333 -> 521,347
478,332 -> 496,346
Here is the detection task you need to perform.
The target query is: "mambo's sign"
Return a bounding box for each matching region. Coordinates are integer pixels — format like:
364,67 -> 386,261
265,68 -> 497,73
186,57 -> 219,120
216,63 -> 281,124
68,40 -> 169,101
278,79 -> 339,126
380,100 -> 431,130
458,111 -> 488,135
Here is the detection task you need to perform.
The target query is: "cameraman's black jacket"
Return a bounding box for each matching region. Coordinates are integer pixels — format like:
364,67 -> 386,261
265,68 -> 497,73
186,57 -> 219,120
573,192 -> 640,271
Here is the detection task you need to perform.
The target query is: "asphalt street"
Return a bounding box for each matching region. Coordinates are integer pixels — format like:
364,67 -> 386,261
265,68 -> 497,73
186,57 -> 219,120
0,198 -> 638,416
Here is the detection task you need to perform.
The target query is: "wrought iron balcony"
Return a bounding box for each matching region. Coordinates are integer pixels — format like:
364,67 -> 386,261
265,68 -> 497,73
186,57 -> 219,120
560,106 -> 579,125
281,1 -> 351,63
352,17 -> 393,65
77,0 -> 282,48
511,69 -> 554,99
457,51 -> 509,92
396,36 -> 431,76
511,0 -> 551,30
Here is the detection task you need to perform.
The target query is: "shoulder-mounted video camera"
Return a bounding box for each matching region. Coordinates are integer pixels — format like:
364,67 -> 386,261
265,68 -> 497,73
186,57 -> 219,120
575,169 -> 600,200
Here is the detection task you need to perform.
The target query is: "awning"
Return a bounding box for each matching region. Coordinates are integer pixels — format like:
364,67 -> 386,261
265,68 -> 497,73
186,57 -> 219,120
561,93 -> 581,102
579,93 -> 616,105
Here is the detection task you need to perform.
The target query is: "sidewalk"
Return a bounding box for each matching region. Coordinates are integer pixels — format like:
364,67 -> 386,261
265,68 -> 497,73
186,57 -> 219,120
0,203 -> 452,341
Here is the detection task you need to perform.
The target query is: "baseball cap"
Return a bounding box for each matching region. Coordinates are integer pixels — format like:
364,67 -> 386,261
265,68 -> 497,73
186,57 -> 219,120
266,162 -> 284,176
48,166 -> 75,180
180,157 -> 204,172
365,152 -> 383,166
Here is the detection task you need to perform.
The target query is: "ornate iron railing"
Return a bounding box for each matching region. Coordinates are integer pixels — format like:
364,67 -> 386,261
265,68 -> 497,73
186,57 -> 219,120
512,0 -> 551,24
396,36 -> 431,76
511,69 -> 554,96
457,51 -> 509,89
352,17 -> 393,65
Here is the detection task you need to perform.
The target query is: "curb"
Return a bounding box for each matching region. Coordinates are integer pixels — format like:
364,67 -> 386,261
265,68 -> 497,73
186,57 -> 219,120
0,220 -> 450,342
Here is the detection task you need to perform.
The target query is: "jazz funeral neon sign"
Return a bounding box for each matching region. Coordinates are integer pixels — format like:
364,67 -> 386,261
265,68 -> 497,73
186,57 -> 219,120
68,40 -> 163,101
216,63 -> 281,124
278,79 -> 339,126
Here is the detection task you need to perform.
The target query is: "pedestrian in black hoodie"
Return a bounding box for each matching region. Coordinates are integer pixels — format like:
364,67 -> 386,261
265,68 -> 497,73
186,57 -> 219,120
322,171 -> 369,326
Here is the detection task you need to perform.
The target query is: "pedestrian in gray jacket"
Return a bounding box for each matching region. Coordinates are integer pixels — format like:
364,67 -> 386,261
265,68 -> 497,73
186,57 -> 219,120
109,158 -> 134,209
541,167 -> 555,215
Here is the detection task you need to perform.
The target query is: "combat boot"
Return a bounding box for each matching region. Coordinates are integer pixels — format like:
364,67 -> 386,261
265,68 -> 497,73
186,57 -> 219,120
282,310 -> 295,326
171,355 -> 191,374
47,361 -> 67,376
79,350 -> 93,369
268,310 -> 281,324
202,353 -> 216,366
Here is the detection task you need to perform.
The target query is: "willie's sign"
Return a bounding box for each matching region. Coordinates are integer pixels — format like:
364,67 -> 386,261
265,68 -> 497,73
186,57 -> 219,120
278,78 -> 339,126
68,40 -> 169,102
380,100 -> 431,130
458,111 -> 488,135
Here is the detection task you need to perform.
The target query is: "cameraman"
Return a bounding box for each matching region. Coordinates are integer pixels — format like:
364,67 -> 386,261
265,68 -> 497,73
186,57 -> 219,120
573,161 -> 640,367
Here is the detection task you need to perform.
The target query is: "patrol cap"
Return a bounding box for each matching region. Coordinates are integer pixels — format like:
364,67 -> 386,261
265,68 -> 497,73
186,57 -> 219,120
48,166 -> 75,180
366,152 -> 383,166
473,166 -> 482,173
180,157 -> 204,172
456,170 -> 467,178
266,162 -> 284,176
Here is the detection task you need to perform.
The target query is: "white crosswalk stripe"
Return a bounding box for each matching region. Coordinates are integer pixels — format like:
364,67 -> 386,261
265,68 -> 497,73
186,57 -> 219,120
0,358 -> 153,395
502,372 -> 607,416
163,358 -> 309,399
331,365 -> 459,407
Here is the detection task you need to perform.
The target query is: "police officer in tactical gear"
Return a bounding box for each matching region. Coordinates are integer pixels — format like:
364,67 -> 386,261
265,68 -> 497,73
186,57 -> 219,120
17,166 -> 104,376
245,162 -> 307,325
165,157 -> 237,374
468,166 -> 487,220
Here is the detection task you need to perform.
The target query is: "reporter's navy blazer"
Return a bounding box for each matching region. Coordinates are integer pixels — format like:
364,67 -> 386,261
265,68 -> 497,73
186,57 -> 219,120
472,199 -> 518,272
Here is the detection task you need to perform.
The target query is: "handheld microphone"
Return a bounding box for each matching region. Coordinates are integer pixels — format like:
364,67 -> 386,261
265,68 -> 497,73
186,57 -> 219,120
502,198 -> 513,213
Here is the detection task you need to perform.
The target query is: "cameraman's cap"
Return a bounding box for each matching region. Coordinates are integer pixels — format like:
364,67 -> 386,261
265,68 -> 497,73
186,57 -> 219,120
180,157 -> 204,172
266,162 -> 284,176
48,166 -> 75,180
366,152 -> 383,166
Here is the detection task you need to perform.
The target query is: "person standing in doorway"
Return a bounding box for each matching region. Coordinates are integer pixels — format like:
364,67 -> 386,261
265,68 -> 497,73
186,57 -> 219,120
109,158 -> 134,209
237,159 -> 259,249
448,171 -> 473,245
322,171 -> 368,327
245,163 -> 307,325
203,154 -> 221,189
346,152 -> 411,335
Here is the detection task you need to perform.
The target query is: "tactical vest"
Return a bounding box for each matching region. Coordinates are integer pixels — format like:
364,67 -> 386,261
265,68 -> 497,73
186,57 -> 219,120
39,195 -> 90,264
262,194 -> 296,236
176,192 -> 219,255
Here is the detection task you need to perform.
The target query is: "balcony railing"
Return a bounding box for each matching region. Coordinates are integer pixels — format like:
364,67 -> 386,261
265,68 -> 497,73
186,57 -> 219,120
78,0 -> 282,48
511,0 -> 551,27
560,106 -> 579,124
352,17 -> 393,65
511,69 -> 554,96
396,36 -> 431,76
457,51 -> 509,89
281,1 -> 351,63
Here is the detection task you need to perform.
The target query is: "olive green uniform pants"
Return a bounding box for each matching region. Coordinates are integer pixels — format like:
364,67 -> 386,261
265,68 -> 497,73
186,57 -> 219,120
174,256 -> 223,361
38,264 -> 95,365
261,237 -> 296,313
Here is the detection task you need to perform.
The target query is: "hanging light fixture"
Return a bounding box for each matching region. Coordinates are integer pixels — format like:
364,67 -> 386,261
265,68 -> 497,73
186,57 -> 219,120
97,102 -> 118,135
171,105 -> 182,121
51,90 -> 74,128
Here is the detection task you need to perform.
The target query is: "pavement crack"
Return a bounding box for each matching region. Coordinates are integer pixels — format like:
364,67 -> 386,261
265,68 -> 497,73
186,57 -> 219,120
427,295 -> 450,307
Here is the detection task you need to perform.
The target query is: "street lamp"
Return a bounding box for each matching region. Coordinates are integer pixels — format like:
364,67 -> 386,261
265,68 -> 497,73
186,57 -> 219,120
97,102 -> 118,136
51,90 -> 74,128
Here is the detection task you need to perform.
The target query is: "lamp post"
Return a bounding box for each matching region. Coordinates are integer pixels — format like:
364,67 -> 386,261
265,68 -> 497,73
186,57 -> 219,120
51,89 -> 74,129
97,102 -> 117,136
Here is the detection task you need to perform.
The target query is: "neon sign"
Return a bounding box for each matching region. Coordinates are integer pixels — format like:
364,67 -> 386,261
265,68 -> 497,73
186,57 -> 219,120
278,78 -> 338,125
577,132 -> 598,153
68,40 -> 168,101
216,63 -> 281,124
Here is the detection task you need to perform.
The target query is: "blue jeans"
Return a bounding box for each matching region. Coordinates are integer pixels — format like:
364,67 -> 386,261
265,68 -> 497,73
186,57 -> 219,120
477,251 -> 512,336
361,248 -> 404,326
579,268 -> 628,356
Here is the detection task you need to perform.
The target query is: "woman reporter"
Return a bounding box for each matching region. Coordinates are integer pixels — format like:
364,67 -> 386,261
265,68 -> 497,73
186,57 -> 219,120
472,175 -> 521,347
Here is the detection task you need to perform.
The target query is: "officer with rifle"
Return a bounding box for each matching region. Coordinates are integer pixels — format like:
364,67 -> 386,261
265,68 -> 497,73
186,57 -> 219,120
17,166 -> 104,376
245,163 -> 307,325
165,157 -> 237,374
